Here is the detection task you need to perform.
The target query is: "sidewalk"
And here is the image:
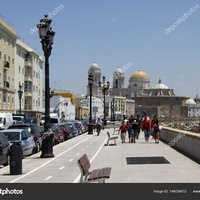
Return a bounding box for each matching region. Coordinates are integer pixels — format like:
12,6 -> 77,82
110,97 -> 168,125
0,127 -> 200,183
91,128 -> 200,183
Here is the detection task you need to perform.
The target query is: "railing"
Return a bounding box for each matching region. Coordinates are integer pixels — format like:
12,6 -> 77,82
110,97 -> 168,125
24,104 -> 32,110
160,127 -> 200,162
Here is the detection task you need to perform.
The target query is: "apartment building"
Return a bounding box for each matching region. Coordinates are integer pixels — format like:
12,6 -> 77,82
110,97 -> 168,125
0,17 -> 43,124
16,39 -> 43,123
0,17 -> 17,113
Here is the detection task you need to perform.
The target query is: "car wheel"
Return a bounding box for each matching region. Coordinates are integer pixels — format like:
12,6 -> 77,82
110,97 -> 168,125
35,144 -> 40,153
3,154 -> 9,167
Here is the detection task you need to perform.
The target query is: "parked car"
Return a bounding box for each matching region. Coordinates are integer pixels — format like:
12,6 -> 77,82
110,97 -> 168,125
1,129 -> 35,157
73,120 -> 87,134
0,131 -> 10,166
59,123 -> 74,140
72,120 -> 83,135
7,123 -> 42,153
52,126 -> 65,145
63,122 -> 78,137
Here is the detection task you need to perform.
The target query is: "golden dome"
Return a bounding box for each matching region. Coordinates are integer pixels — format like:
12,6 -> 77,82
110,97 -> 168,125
130,70 -> 149,79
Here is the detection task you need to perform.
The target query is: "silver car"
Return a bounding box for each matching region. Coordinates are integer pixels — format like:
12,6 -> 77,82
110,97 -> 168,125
1,129 -> 35,157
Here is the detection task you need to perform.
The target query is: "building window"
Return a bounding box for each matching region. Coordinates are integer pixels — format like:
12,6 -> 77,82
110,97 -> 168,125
3,93 -> 6,103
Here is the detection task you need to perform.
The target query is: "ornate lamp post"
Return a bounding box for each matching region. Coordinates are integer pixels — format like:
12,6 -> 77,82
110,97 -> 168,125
37,15 -> 55,158
99,76 -> 110,126
88,73 -> 93,134
18,83 -> 23,115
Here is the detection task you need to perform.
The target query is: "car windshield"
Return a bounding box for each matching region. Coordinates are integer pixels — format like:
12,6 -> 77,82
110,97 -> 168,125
9,126 -> 31,133
3,132 -> 20,142
50,118 -> 59,123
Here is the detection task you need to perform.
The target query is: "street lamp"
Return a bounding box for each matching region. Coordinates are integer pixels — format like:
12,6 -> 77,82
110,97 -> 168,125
18,83 -> 23,115
111,98 -> 115,121
88,73 -> 93,134
99,76 -> 110,126
37,15 -> 55,158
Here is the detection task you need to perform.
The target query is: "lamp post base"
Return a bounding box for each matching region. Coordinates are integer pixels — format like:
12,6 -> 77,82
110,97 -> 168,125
103,119 -> 107,126
88,123 -> 94,134
40,133 -> 54,158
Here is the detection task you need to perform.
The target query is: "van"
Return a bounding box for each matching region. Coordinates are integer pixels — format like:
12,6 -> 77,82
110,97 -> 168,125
0,113 -> 13,129
12,114 -> 25,124
50,117 -> 61,125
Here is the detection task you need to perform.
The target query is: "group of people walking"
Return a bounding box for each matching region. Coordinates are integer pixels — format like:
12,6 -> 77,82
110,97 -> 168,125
118,112 -> 160,144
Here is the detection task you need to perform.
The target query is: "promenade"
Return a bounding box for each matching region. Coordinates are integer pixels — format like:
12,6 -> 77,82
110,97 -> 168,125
0,127 -> 200,183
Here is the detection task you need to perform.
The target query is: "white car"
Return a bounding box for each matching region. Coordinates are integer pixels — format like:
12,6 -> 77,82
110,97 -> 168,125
1,129 -> 36,157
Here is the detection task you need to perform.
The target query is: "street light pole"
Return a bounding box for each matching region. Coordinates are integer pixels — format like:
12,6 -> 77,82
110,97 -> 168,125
88,73 -> 93,134
37,15 -> 55,158
99,76 -> 109,126
18,83 -> 23,115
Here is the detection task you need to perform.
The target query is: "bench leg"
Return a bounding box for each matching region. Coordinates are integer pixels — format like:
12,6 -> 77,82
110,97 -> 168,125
107,139 -> 109,146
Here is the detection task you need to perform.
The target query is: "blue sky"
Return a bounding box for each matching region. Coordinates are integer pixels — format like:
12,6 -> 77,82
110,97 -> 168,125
1,0 -> 200,98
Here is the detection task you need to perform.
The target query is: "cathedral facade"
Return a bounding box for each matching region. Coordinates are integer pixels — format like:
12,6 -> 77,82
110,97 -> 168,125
87,62 -> 192,119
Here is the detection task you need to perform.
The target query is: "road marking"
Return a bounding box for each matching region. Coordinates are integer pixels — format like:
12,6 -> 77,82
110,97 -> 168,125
45,176 -> 52,180
59,166 -> 65,170
9,135 -> 93,183
73,137 -> 108,183
69,159 -> 73,162
76,153 -> 80,156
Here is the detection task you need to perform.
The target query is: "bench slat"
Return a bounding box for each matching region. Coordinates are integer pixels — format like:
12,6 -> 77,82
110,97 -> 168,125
88,167 -> 111,181
78,154 -> 91,175
77,154 -> 111,183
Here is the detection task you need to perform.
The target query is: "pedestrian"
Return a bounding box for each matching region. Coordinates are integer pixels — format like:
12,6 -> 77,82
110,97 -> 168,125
127,115 -> 133,142
130,115 -> 140,143
136,114 -> 141,139
151,115 -> 160,143
141,112 -> 151,143
118,120 -> 128,143
96,117 -> 102,136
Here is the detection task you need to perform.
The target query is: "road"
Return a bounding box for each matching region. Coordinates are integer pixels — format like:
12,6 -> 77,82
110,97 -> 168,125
0,129 -> 110,183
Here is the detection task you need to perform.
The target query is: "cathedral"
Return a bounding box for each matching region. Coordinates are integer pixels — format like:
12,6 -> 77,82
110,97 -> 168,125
87,62 -> 195,118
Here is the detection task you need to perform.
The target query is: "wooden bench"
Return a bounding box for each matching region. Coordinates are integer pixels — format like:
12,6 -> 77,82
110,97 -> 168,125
77,153 -> 111,183
106,131 -> 118,146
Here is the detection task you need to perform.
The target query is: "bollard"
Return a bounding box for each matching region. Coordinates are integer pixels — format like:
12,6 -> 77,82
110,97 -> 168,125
10,142 -> 23,175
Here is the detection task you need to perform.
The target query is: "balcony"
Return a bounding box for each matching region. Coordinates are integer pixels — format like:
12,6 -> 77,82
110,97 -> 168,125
4,81 -> 9,88
25,58 -> 32,67
25,73 -> 32,82
24,88 -> 32,96
4,61 -> 9,69
24,104 -> 32,110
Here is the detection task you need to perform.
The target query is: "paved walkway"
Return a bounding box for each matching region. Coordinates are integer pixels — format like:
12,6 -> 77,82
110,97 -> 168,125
0,127 -> 200,183
90,127 -> 200,183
